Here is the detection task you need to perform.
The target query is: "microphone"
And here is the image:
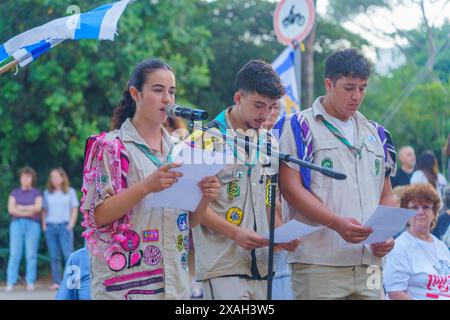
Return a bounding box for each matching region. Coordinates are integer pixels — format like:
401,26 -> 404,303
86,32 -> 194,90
165,104 -> 209,121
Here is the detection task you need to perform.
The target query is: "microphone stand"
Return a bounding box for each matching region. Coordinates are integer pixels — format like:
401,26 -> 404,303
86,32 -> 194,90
190,123 -> 347,300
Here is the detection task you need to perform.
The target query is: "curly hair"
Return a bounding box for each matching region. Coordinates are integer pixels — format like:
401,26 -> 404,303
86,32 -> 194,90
400,183 -> 441,229
235,59 -> 285,99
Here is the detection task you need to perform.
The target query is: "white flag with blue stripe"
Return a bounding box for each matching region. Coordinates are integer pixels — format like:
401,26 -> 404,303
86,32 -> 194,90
272,47 -> 300,115
0,0 -> 130,68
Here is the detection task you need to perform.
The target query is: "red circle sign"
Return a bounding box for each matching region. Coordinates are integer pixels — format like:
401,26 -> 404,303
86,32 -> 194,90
274,0 -> 316,46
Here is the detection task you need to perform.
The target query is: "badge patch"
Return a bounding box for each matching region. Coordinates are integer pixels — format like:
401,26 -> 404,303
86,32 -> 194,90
321,158 -> 333,169
177,234 -> 184,252
367,135 -> 377,143
183,235 -> 190,252
235,170 -> 244,181
265,180 -> 272,207
177,213 -> 188,232
181,252 -> 188,270
143,229 -> 159,243
128,250 -> 143,269
120,230 -> 140,252
108,252 -> 127,272
225,207 -> 244,226
227,181 -> 240,200
375,159 -> 380,176
143,246 -> 162,266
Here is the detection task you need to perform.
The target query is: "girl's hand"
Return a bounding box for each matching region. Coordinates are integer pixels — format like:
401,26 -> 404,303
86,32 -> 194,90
144,163 -> 183,194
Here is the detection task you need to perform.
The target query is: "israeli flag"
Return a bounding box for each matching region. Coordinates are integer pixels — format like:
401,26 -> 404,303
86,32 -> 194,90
272,47 -> 300,115
0,0 -> 130,67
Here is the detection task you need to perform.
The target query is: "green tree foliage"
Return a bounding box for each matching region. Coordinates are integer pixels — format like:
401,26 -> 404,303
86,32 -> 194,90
0,0 -> 212,265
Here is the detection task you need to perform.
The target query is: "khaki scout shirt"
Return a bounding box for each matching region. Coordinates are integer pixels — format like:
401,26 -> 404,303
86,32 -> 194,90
192,107 -> 279,281
279,97 -> 395,267
82,119 -> 190,300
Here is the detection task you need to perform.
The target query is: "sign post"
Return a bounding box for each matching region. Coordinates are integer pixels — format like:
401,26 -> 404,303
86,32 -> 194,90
273,0 -> 315,107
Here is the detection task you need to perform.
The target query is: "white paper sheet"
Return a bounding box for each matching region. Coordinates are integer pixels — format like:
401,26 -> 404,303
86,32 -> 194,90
262,220 -> 324,243
363,205 -> 417,244
144,146 -> 225,212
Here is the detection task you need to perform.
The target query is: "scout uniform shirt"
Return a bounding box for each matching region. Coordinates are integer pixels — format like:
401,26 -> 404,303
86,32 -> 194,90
279,97 -> 396,267
192,107 -> 279,281
82,119 -> 190,300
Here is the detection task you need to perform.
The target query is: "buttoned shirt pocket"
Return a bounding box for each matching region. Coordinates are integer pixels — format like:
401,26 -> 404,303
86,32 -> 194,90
216,165 -> 247,204
363,137 -> 385,178
312,139 -> 342,170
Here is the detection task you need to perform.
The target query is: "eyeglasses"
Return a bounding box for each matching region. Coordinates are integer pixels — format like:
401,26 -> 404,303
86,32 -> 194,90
407,204 -> 434,211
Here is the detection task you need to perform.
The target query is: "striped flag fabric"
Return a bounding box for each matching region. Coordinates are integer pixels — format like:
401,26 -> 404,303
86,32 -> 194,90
0,0 -> 131,68
272,46 -> 301,115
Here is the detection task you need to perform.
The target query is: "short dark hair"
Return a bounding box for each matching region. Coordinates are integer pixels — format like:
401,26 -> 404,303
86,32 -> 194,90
235,59 -> 285,99
325,48 -> 372,84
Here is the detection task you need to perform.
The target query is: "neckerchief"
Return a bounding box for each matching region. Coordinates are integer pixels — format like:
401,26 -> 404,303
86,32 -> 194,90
320,117 -> 363,159
134,143 -> 173,168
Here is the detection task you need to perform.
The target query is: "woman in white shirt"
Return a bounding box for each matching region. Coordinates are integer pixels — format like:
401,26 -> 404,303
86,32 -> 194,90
410,150 -> 447,201
383,183 -> 450,300
42,168 -> 79,290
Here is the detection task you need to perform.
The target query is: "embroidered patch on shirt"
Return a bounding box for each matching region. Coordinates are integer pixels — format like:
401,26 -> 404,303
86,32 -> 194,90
181,252 -> 188,270
226,207 -> 243,226
120,230 -> 141,252
321,158 -> 333,169
143,246 -> 162,266
108,252 -> 127,272
142,229 -> 159,243
177,213 -> 188,232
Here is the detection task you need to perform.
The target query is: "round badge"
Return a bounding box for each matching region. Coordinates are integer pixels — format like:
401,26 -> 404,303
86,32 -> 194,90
108,252 -> 127,272
120,230 -> 140,252
177,234 -> 184,252
226,207 -> 244,226
177,213 -> 188,232
183,235 -> 190,252
235,171 -> 244,181
181,252 -> 188,270
321,158 -> 333,169
143,245 -> 162,266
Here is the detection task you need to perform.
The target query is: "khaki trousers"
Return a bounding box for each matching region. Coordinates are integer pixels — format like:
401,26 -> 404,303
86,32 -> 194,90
202,276 -> 268,300
290,263 -> 382,300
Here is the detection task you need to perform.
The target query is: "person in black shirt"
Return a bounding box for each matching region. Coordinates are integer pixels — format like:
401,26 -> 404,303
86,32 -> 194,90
432,185 -> 450,249
391,146 -> 415,188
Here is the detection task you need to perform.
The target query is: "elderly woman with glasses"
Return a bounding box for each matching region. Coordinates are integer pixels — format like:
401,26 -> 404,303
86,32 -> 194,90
383,183 -> 450,300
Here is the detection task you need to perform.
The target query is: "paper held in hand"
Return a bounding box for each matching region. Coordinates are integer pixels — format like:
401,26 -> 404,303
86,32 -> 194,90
363,205 -> 417,244
144,143 -> 225,212
261,219 -> 324,243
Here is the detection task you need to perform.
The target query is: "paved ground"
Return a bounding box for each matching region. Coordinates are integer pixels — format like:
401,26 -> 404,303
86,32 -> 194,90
0,280 -> 57,300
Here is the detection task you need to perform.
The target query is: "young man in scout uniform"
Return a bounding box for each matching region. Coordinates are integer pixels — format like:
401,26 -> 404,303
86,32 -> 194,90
278,48 -> 397,300
191,59 -> 299,300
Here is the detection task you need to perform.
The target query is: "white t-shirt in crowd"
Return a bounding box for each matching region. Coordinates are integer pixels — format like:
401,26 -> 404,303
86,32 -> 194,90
383,230 -> 450,300
43,188 -> 80,224
410,170 -> 448,201
329,116 -> 355,146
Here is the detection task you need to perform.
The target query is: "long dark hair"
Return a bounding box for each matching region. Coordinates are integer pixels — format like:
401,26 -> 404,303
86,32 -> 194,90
111,59 -> 174,130
416,150 -> 439,189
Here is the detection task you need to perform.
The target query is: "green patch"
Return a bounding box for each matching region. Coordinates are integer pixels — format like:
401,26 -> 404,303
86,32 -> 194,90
375,159 -> 380,176
321,158 -> 333,169
227,181 -> 240,200
101,175 -> 108,183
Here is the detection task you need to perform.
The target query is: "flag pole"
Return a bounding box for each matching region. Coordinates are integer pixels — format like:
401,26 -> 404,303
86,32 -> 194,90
0,59 -> 18,75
